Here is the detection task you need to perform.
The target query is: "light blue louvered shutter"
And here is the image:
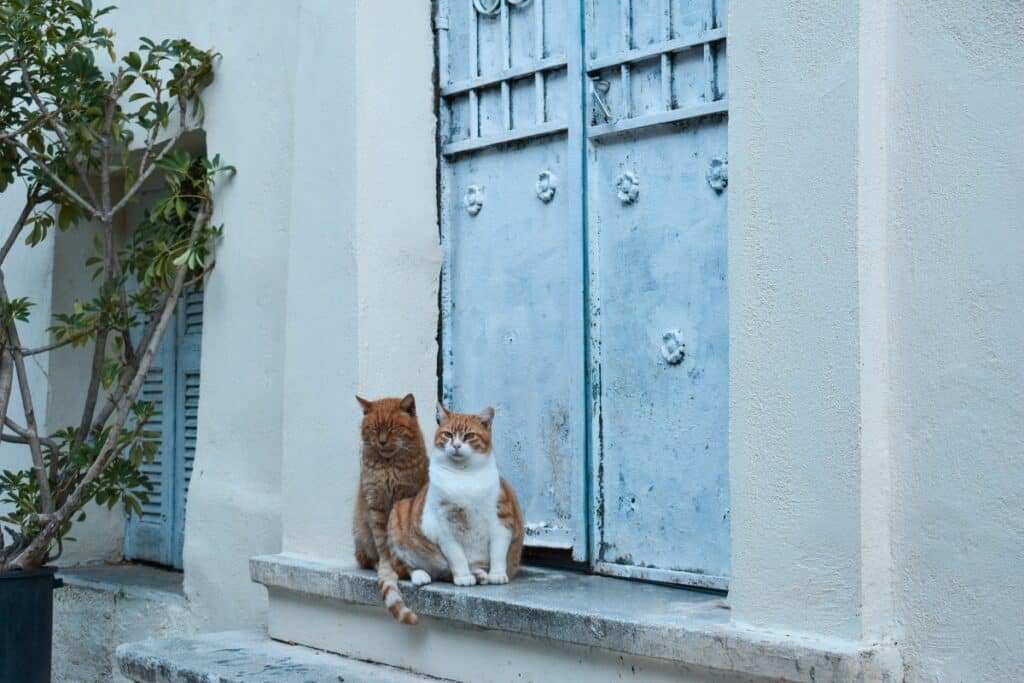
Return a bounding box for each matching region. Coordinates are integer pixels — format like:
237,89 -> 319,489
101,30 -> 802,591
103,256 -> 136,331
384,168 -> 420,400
171,285 -> 203,568
123,315 -> 178,566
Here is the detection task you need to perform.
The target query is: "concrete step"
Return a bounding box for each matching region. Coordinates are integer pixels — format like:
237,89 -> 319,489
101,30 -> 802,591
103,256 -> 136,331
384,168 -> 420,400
116,629 -> 455,683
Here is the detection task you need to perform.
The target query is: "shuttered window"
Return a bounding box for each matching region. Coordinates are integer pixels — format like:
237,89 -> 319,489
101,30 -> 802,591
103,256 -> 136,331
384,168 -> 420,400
123,285 -> 203,569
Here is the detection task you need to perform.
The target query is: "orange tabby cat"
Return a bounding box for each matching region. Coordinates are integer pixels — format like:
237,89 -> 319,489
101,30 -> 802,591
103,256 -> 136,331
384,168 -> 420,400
384,403 -> 524,624
352,394 -> 428,625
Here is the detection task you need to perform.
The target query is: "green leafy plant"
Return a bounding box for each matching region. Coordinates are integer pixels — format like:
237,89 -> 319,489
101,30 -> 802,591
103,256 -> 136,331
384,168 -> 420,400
0,0 -> 233,570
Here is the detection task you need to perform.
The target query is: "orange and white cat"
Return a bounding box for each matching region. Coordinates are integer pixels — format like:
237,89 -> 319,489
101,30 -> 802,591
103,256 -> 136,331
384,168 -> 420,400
384,403 -> 524,621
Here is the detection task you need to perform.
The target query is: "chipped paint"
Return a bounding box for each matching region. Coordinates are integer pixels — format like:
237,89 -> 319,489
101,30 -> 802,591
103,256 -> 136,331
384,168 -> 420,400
585,0 -> 730,589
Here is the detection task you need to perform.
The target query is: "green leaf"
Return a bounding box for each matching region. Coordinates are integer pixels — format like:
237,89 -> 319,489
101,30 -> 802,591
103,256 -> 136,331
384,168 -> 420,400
58,204 -> 76,230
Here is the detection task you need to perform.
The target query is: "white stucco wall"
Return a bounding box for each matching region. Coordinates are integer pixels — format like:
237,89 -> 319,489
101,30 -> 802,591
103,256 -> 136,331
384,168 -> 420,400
279,0 -> 440,560
721,0 -> 1024,680
728,0 -> 867,641
887,3 -> 1024,681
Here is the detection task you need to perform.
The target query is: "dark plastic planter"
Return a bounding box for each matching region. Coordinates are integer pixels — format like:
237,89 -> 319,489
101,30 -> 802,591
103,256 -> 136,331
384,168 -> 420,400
0,566 -> 63,683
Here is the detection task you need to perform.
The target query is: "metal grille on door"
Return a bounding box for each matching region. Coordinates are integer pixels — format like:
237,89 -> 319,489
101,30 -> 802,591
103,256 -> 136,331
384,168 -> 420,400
437,0 -> 728,590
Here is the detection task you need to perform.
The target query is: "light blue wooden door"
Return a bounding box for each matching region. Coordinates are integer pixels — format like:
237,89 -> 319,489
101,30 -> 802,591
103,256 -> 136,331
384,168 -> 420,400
438,0 -> 728,587
438,0 -> 588,556
585,0 -> 730,590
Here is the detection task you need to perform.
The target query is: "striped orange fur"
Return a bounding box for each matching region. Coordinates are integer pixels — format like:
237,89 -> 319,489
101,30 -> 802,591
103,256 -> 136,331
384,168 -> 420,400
351,394 -> 428,626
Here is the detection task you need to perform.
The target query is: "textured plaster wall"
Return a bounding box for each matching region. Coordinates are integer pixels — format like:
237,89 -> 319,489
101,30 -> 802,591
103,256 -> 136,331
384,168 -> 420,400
887,3 -> 1024,681
727,0 -> 865,640
278,0 -> 358,561
279,0 -> 440,559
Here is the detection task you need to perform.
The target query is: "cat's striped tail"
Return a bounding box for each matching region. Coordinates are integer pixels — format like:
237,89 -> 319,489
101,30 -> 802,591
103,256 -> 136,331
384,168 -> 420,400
378,562 -> 419,625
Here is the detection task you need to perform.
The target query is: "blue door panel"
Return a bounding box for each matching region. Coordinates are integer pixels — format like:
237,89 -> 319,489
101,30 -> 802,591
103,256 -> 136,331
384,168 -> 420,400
439,0 -> 586,553
446,140 -> 584,550
588,120 -> 729,585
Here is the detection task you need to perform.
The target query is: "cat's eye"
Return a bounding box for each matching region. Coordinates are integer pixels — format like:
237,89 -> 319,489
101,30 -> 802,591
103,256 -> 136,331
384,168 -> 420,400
442,431 -> 453,439
464,432 -> 477,440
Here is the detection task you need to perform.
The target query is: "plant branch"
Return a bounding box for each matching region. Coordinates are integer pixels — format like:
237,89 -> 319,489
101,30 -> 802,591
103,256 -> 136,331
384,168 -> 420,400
75,319 -> 109,442
109,128 -> 185,218
0,185 -> 43,267
18,333 -> 87,357
0,276 -> 53,514
0,107 -> 63,143
2,418 -> 61,451
0,350 -> 13,454
92,304 -> 161,430
183,263 -> 214,289
76,80 -> 127,442
112,255 -> 136,368
2,137 -> 100,220
19,59 -> 101,209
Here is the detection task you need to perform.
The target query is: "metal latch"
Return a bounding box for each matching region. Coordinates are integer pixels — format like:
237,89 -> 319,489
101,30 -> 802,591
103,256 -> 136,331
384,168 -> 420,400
591,78 -> 614,122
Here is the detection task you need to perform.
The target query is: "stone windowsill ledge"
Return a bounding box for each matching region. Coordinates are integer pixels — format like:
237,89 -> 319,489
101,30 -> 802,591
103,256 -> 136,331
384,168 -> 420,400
250,553 -> 901,683
58,562 -> 185,601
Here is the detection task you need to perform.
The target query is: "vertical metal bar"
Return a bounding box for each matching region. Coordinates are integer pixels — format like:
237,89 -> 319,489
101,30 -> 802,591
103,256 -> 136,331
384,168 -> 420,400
437,1 -> 450,86
534,0 -> 546,124
437,1 -> 452,143
620,0 -> 632,118
469,0 -> 479,137
501,0 -> 512,130
660,0 -> 672,110
703,0 -> 714,102
438,0 -> 455,409
573,0 -> 592,565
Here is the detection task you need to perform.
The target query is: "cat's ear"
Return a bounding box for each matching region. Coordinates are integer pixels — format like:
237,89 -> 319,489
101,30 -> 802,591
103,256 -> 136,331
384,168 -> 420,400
436,402 -> 450,424
400,393 -> 416,416
478,406 -> 495,429
355,395 -> 373,415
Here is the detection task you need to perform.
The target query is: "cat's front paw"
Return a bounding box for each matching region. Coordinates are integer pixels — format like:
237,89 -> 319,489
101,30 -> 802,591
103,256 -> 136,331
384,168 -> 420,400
452,573 -> 477,587
486,571 -> 509,585
411,570 -> 432,586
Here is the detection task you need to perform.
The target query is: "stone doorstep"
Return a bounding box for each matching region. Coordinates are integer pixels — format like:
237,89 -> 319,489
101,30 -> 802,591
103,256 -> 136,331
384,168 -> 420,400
116,629 -> 455,683
58,562 -> 186,600
251,554 -> 903,683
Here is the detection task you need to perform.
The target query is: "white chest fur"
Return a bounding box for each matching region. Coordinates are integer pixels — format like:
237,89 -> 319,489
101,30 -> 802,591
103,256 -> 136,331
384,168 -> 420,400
422,457 -> 501,566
